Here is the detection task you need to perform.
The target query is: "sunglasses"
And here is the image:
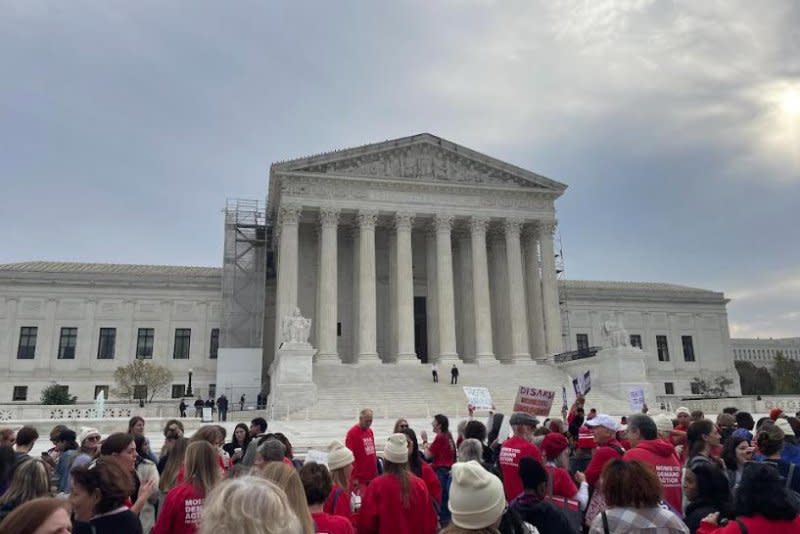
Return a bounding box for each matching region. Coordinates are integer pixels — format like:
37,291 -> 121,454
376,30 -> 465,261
86,436 -> 101,442
398,424 -> 409,429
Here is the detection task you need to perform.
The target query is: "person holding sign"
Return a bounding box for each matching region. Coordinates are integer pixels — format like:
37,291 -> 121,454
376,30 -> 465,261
499,413 -> 542,502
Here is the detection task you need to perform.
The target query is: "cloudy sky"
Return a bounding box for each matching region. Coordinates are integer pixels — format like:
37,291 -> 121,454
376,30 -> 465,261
1,1 -> 798,338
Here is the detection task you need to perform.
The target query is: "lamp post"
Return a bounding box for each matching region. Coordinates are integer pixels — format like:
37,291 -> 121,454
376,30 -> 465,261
186,368 -> 193,397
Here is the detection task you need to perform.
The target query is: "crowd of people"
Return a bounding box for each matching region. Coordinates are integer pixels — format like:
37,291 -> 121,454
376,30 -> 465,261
3,399 -> 800,533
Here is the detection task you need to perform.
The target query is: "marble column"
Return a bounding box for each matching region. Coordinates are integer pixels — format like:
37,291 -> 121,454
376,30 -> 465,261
357,210 -> 379,362
504,219 -> 531,361
274,204 -> 302,352
538,221 -> 563,355
317,207 -> 340,362
434,215 -> 459,362
425,229 -> 439,362
522,226 -> 547,360
394,213 -> 417,362
469,217 -> 494,362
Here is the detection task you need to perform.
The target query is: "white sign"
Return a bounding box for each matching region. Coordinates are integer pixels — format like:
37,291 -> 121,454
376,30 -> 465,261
628,387 -> 646,413
305,449 -> 329,466
513,386 -> 556,416
463,387 -> 493,411
201,407 -> 213,422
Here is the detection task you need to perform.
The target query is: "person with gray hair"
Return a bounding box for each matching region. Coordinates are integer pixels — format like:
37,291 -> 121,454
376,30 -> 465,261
623,413 -> 683,512
254,439 -> 287,471
457,438 -> 483,463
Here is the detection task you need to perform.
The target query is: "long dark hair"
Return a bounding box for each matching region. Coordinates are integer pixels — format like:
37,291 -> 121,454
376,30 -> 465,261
384,460 -> 411,508
434,414 -> 456,460
230,423 -> 251,448
687,420 -> 714,461
689,463 -> 734,518
721,436 -> 748,471
736,463 -> 798,521
402,428 -> 423,477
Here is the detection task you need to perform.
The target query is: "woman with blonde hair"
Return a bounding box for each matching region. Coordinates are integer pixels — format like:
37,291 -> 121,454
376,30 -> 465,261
260,462 -> 315,534
159,437 -> 188,493
324,440 -> 356,524
198,476 -> 303,534
0,459 -> 51,521
152,441 -> 221,534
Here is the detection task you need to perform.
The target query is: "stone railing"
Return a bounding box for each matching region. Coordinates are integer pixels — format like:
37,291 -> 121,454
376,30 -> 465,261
653,395 -> 800,416
552,346 -> 602,363
0,401 -> 182,423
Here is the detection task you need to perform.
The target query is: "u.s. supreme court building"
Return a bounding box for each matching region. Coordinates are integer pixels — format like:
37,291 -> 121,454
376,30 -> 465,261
0,134 -> 741,415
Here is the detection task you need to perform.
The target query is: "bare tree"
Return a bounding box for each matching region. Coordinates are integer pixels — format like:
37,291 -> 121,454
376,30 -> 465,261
113,360 -> 173,402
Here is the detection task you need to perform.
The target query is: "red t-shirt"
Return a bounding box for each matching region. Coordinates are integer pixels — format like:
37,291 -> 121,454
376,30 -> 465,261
358,473 -> 437,534
312,511 -> 355,534
346,424 -> 378,484
499,436 -> 543,502
152,482 -> 205,534
324,483 -> 356,527
585,439 -> 624,489
545,465 -> 577,499
697,514 -> 800,534
428,432 -> 455,469
420,462 -> 442,504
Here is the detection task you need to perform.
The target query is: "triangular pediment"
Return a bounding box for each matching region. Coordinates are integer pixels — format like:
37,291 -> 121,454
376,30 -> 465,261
272,133 -> 567,192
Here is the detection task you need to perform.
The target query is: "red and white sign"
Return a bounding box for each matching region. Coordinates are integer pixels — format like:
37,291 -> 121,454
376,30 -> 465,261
513,386 -> 556,416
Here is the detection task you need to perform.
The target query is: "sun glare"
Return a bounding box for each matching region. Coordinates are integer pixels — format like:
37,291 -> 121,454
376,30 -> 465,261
781,88 -> 800,115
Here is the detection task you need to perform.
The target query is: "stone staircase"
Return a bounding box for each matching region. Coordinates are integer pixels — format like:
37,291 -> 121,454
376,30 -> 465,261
269,360 -> 631,421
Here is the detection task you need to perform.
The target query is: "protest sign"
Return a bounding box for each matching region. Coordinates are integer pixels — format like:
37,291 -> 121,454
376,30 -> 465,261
463,386 -> 493,411
572,371 -> 591,396
513,386 -> 556,416
628,387 -> 646,413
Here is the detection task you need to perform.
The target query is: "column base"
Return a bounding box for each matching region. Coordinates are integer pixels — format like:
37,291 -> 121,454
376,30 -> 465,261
437,353 -> 460,364
511,353 -> 532,362
315,352 -> 340,364
394,353 -> 419,364
357,353 -> 381,364
474,355 -> 499,367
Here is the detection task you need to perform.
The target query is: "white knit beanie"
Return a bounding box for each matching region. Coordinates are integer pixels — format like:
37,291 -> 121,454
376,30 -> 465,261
78,427 -> 101,446
383,433 -> 409,464
652,414 -> 674,435
327,440 -> 354,471
449,461 -> 506,529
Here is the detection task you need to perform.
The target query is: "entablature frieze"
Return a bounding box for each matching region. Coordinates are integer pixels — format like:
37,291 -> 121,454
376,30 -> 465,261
272,173 -> 557,220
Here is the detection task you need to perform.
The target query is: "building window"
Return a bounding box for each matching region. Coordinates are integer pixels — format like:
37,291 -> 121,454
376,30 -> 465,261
136,328 -> 155,359
576,334 -> 589,352
172,384 -> 186,398
94,385 -> 109,400
682,335 -> 696,362
173,329 -> 191,359
630,334 -> 642,349
690,382 -> 701,395
656,335 -> 670,362
97,328 -> 116,359
58,327 -> 78,359
17,327 -> 38,359
209,329 -> 219,359
209,384 -> 216,398
665,382 -> 675,395
133,385 -> 148,401
12,386 -> 27,401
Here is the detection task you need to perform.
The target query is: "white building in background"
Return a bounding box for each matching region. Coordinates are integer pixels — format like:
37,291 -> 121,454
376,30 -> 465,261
732,337 -> 800,367
0,134 -> 742,405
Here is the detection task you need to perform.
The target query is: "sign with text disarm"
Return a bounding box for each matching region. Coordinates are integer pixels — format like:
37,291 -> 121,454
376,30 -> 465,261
513,386 -> 556,416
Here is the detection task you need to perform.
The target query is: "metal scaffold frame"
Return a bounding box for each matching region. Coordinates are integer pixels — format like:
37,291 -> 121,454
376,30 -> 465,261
221,198 -> 268,348
555,229 -> 570,352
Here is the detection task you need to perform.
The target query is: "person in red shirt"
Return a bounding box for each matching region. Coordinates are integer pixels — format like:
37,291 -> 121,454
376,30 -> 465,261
622,414 -> 683,514
401,427 -> 442,506
540,432 -> 588,509
324,441 -> 358,527
584,414 -> 624,490
345,408 -> 378,487
421,413 -> 455,522
153,441 -> 221,534
300,462 -> 355,534
358,433 -> 437,534
499,412 -> 543,502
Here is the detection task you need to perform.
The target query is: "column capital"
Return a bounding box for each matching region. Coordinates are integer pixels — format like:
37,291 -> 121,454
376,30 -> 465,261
433,214 -> 454,232
356,209 -> 379,229
394,212 -> 415,231
278,204 -> 302,226
536,220 -> 558,237
504,218 -> 524,238
319,206 -> 340,227
469,216 -> 490,234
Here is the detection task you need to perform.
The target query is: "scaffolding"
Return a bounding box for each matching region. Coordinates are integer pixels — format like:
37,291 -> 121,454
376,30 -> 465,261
555,229 -> 571,352
221,199 -> 269,348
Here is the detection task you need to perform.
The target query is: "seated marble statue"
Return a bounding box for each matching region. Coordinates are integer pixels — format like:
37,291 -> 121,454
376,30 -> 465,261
602,319 -> 629,348
281,307 -> 312,345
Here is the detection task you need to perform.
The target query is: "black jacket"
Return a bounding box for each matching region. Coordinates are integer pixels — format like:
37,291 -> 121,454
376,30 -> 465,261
510,493 -> 574,534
